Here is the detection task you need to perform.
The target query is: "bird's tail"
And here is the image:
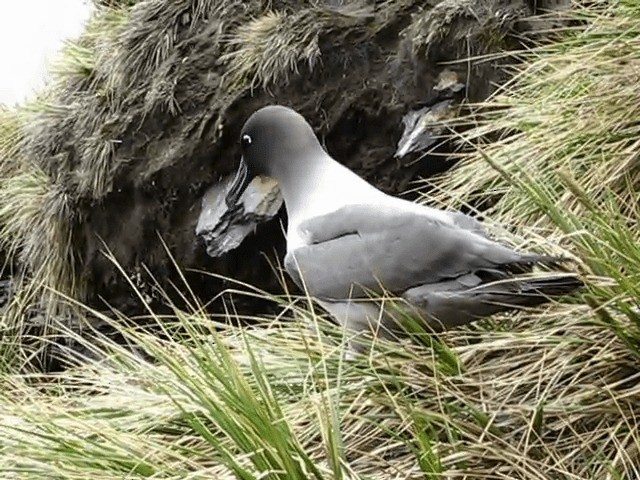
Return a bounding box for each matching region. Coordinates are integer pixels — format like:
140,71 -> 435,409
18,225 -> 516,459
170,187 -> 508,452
402,272 -> 583,330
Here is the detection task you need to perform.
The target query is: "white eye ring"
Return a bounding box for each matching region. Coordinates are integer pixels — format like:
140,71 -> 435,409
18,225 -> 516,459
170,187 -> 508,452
241,134 -> 252,146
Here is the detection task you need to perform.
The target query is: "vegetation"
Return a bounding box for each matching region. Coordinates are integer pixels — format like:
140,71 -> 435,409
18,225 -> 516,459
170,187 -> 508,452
1,0 -> 639,479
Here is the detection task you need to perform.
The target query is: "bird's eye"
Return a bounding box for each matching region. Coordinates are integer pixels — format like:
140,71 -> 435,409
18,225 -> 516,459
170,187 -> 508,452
241,134 -> 252,149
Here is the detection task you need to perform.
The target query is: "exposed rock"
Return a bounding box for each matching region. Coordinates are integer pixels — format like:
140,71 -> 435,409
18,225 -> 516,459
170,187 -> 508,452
196,176 -> 282,258
395,100 -> 456,159
433,68 -> 466,95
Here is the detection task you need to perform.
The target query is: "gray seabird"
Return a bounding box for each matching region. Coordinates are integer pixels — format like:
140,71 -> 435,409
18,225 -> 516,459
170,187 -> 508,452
225,105 -> 582,344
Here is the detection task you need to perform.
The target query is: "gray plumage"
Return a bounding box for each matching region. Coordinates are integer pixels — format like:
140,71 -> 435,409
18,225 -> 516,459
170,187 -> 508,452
226,105 -> 583,343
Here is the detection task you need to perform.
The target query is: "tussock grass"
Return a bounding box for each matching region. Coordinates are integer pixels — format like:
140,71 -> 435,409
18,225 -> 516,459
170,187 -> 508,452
0,278 -> 638,478
0,165 -> 80,302
1,1 -> 640,479
50,42 -> 96,85
0,107 -> 24,176
0,100 -> 83,360
434,3 -> 640,220
430,0 -> 640,355
221,6 -> 371,92
404,0 -> 524,60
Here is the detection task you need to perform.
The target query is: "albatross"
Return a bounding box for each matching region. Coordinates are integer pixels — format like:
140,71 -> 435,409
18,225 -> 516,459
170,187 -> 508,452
225,105 -> 582,344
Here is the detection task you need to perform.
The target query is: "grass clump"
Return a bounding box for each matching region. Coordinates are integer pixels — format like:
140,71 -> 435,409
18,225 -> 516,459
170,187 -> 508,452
0,280 -> 638,478
0,107 -> 24,175
0,101 -> 82,307
431,0 -> 640,355
221,6 -> 371,92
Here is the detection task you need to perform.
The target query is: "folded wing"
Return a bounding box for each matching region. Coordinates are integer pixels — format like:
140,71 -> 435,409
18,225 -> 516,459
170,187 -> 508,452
284,203 -> 550,299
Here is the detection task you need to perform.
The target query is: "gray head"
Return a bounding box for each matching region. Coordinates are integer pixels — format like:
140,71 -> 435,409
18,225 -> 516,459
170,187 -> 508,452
225,105 -> 324,208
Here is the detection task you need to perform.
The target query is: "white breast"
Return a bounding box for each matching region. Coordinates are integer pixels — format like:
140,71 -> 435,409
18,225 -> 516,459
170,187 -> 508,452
283,162 -> 383,251
281,156 -> 457,253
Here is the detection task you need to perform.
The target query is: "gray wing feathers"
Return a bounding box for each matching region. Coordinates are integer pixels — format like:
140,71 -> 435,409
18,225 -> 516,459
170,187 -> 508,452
285,204 -> 538,299
402,272 -> 583,330
447,211 -> 489,238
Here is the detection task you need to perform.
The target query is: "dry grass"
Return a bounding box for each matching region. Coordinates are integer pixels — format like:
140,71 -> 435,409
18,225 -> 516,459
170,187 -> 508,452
426,0 -> 640,354
0,285 -> 637,478
432,3 -> 640,222
221,6 -> 372,92
0,102 -> 83,307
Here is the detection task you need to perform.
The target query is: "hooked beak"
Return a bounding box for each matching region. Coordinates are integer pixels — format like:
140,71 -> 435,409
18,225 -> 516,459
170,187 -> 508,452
225,157 -> 253,208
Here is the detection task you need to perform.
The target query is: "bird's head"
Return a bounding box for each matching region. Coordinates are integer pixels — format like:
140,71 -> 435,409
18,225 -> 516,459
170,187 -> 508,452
225,105 -> 323,208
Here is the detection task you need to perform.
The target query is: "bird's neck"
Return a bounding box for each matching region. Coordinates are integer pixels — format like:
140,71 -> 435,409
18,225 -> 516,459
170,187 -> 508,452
277,152 -> 383,248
